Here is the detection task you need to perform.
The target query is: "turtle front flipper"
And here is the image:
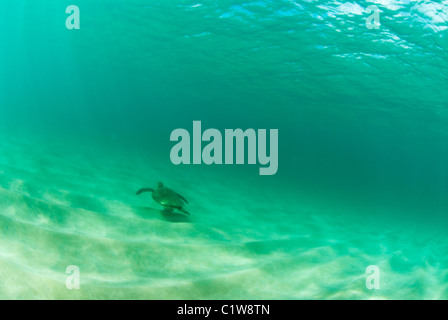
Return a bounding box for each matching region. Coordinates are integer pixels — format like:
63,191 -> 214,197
176,193 -> 189,204
136,188 -> 154,195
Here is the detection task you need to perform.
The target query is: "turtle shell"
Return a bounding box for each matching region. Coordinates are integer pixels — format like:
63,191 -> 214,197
152,186 -> 186,209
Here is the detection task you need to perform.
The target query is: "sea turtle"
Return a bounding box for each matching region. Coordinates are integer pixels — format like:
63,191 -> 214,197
136,182 -> 190,215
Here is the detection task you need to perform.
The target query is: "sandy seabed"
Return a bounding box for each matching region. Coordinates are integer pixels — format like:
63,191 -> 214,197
0,135 -> 447,300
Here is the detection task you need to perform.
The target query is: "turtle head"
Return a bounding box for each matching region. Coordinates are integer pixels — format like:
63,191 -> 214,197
157,182 -> 164,188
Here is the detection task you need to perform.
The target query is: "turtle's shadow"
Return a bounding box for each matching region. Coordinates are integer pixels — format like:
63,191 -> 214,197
133,206 -> 192,223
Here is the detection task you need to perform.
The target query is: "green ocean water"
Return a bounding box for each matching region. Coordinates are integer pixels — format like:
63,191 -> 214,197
0,0 -> 447,299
